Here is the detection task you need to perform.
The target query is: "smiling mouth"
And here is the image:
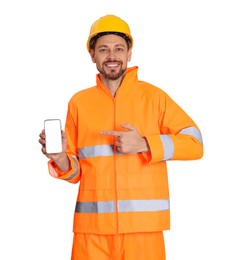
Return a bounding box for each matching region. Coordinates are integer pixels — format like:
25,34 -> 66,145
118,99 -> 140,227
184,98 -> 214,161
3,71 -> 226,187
104,61 -> 121,68
107,64 -> 118,68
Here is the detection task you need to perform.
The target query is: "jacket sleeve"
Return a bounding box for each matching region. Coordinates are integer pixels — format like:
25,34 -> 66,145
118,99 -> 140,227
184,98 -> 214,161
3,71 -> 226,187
144,91 -> 203,164
48,155 -> 80,183
47,101 -> 81,184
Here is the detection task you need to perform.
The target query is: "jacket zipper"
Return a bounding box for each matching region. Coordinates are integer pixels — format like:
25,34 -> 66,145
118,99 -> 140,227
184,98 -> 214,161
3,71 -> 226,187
113,96 -> 119,234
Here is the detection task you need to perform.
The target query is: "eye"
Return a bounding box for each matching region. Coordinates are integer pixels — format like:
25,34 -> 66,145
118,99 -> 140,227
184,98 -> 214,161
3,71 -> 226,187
99,48 -> 107,53
115,47 -> 124,52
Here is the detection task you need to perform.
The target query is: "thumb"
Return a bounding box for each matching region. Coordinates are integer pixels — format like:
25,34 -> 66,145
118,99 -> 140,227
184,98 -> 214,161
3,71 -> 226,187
121,123 -> 136,131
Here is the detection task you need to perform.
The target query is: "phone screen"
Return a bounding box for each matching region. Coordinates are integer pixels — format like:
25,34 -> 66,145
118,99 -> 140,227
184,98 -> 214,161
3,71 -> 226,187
44,119 -> 62,154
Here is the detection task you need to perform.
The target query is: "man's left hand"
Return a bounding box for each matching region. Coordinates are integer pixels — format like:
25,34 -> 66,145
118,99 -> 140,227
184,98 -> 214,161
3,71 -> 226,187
100,123 -> 149,154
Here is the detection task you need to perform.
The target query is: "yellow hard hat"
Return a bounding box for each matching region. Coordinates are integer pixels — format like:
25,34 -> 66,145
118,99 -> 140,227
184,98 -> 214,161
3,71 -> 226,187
86,15 -> 133,52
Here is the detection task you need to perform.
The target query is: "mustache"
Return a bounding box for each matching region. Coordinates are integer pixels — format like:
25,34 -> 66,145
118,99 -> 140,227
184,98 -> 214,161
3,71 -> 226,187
103,58 -> 122,64
105,57 -> 121,62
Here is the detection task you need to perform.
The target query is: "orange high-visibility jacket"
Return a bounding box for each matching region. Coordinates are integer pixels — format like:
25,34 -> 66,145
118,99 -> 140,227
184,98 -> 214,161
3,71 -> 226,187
49,66 -> 203,234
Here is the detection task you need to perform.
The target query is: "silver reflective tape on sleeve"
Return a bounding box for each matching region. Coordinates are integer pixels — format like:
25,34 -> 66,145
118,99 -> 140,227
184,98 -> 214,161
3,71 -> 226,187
78,144 -> 114,159
179,126 -> 203,145
118,199 -> 170,212
159,135 -> 174,160
75,201 -> 116,213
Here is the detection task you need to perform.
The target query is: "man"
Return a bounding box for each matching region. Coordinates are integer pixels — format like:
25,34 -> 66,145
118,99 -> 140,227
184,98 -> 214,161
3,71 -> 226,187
39,14 -> 203,260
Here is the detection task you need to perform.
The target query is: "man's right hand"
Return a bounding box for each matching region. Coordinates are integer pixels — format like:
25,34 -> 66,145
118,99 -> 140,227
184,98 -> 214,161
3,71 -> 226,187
38,129 -> 70,172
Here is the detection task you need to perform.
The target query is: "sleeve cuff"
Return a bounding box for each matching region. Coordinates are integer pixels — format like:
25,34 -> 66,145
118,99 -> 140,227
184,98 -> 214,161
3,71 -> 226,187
47,155 -> 76,179
144,135 -> 164,164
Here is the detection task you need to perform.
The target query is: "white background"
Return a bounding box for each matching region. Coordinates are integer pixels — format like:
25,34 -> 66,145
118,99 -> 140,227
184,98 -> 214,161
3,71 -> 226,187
1,0 -> 239,259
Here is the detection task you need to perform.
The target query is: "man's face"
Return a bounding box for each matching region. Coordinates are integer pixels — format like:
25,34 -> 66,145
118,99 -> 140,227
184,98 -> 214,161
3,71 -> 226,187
90,34 -> 132,80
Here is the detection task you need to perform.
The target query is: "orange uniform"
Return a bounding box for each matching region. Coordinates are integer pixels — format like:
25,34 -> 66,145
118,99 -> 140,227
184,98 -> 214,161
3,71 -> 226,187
48,66 -> 203,258
49,66 -> 203,233
71,232 -> 166,260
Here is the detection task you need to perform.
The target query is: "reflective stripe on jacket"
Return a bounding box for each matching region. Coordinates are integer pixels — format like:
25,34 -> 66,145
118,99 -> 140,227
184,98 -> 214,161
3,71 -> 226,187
48,66 -> 203,234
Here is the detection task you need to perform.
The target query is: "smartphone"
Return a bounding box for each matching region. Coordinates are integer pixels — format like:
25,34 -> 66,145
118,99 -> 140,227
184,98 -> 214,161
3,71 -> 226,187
44,119 -> 62,154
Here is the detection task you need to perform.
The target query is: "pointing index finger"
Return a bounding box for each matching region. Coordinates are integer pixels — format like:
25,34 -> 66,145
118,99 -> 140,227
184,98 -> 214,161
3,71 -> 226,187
100,130 -> 122,136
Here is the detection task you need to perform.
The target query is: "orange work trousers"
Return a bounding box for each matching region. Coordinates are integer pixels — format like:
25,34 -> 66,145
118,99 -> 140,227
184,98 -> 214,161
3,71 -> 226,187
71,231 -> 165,260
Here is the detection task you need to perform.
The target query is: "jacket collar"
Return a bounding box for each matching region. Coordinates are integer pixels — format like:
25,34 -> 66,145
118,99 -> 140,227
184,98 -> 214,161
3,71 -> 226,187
96,66 -> 139,98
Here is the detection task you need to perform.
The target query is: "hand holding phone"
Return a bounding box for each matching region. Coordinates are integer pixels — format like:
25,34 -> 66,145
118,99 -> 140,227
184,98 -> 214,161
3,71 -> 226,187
44,119 -> 63,154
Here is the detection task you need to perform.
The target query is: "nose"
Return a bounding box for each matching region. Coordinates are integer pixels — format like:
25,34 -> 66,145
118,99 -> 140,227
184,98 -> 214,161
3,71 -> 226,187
107,49 -> 116,60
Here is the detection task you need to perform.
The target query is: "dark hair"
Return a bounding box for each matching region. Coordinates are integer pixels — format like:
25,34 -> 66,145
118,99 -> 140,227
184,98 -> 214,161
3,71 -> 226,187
89,32 -> 132,50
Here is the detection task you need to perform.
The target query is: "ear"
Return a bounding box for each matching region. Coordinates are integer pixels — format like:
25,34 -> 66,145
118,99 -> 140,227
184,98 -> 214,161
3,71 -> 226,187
90,49 -> 96,63
127,48 -> 132,62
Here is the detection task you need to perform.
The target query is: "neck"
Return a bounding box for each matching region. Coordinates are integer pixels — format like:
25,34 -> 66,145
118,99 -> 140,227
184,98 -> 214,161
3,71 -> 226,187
100,75 -> 124,97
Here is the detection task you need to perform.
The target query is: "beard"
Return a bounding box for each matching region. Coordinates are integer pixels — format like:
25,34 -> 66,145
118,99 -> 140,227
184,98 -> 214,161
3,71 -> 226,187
97,62 -> 126,80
